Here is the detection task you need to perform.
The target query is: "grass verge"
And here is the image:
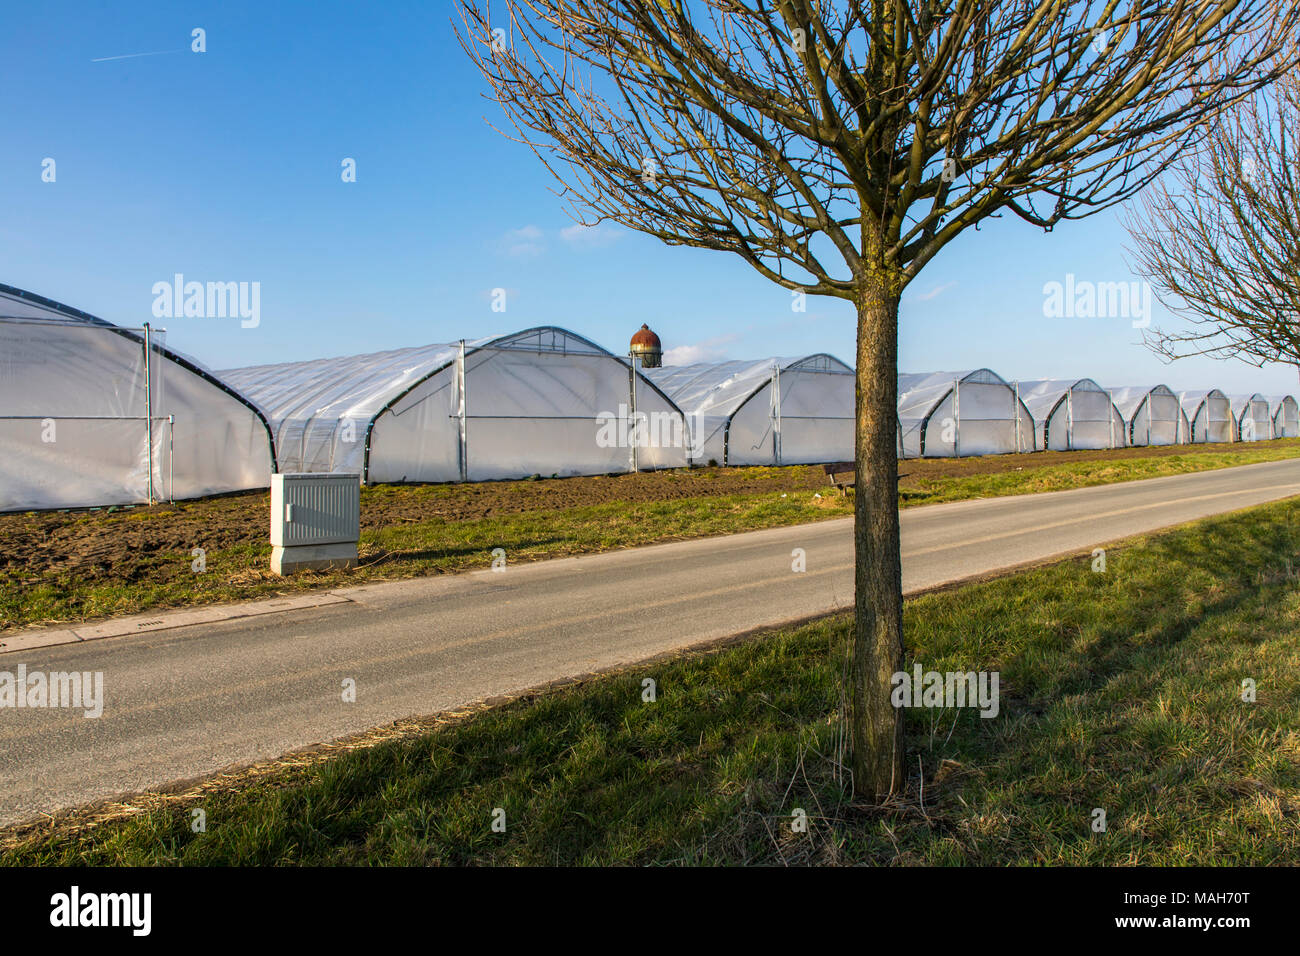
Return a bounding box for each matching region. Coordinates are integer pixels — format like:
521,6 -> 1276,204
896,443 -> 1300,504
6,496 -> 1299,864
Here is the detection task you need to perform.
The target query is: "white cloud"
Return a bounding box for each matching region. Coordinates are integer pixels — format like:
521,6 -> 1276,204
912,281 -> 956,302
662,334 -> 740,366
559,223 -> 621,247
498,225 -> 545,258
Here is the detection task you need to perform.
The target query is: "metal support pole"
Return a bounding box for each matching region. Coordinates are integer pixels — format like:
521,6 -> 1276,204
456,340 -> 468,482
168,414 -> 175,503
953,378 -> 961,458
1014,381 -> 1021,452
1107,391 -> 1115,448
143,323 -> 154,505
628,352 -> 639,473
1066,389 -> 1074,451
771,365 -> 782,466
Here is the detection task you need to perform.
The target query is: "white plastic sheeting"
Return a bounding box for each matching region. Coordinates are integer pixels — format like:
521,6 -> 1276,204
223,339 -> 479,477
1179,389 -> 1234,443
1018,379 -> 1125,450
1109,385 -> 1188,446
1227,393 -> 1274,442
645,354 -> 853,465
897,369 -> 1033,458
0,284 -> 275,512
1268,395 -> 1300,438
223,327 -> 688,483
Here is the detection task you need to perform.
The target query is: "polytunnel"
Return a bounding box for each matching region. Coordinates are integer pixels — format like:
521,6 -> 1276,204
221,327 -> 688,484
1227,393 -> 1274,442
643,354 -> 854,466
1108,385 -> 1188,446
1017,379 -> 1125,450
896,369 -> 1033,458
0,283 -> 275,512
1179,389 -> 1234,443
1268,395 -> 1299,438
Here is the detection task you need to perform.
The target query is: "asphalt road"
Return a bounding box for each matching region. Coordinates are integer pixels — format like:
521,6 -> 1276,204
3,459 -> 1299,827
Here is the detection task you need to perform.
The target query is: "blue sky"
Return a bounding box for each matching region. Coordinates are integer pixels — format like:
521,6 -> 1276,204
2,0 -> 1295,395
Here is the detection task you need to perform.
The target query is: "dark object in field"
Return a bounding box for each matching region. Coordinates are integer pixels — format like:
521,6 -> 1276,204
823,461 -> 856,496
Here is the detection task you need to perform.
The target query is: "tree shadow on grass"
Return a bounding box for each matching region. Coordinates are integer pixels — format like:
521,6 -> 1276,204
895,508 -> 1300,863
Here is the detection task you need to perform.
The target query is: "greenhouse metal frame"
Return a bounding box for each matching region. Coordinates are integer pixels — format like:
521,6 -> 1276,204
644,354 -> 854,466
222,326 -> 689,484
1017,379 -> 1126,451
1268,395 -> 1300,438
0,283 -> 276,512
897,369 -> 1034,458
1227,393 -> 1275,442
1179,389 -> 1234,443
1108,385 -> 1188,446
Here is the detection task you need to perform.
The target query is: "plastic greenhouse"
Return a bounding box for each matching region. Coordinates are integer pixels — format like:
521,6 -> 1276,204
644,354 -> 854,466
1268,395 -> 1300,438
897,369 -> 1033,458
1179,389 -> 1234,443
11,274 -> 1298,511
221,327 -> 688,484
1227,393 -> 1274,442
1108,385 -> 1188,446
0,284 -> 275,512
1018,379 -> 1125,450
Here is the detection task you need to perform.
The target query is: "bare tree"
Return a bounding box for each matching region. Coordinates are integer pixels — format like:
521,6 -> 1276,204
1125,53 -> 1300,382
456,0 -> 1297,799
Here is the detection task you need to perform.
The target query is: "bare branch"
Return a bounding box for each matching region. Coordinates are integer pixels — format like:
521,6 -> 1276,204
1124,42 -> 1300,375
456,1 -> 1299,292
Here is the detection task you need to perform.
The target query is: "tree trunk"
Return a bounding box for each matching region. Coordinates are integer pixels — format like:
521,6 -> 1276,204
850,271 -> 905,801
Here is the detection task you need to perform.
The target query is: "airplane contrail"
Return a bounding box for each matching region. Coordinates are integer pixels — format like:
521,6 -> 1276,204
91,49 -> 183,63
